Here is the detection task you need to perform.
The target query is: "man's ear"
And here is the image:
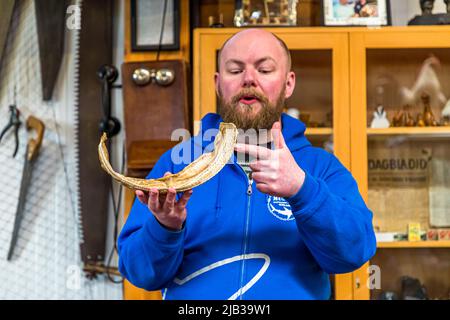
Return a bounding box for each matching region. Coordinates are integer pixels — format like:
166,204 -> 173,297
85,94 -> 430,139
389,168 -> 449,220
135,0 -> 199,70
284,71 -> 296,99
214,72 -> 220,96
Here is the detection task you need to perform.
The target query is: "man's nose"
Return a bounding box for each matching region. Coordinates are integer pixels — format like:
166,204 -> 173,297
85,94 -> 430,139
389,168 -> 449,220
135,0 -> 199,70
242,69 -> 257,88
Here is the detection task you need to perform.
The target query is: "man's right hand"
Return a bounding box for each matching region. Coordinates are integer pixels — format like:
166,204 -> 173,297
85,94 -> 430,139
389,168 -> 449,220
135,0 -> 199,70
135,172 -> 193,231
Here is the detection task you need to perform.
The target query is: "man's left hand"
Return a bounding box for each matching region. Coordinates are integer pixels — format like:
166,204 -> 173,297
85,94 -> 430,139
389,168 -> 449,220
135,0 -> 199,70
234,121 -> 305,198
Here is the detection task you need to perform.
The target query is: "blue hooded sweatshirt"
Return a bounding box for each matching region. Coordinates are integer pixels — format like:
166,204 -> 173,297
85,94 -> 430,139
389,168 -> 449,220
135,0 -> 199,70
118,113 -> 377,300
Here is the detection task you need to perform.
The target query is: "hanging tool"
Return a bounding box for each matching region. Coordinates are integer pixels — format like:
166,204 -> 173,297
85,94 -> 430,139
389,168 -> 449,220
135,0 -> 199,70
7,115 -> 45,261
0,0 -> 15,69
0,104 -> 22,157
0,0 -> 66,100
34,0 -> 67,100
76,0 -> 114,269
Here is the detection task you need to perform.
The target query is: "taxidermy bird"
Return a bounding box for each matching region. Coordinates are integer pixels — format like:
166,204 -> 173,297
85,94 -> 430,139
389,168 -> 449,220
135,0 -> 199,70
400,55 -> 447,108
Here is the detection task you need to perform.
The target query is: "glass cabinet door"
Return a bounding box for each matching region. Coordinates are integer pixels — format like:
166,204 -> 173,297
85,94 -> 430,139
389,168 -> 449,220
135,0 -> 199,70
194,28 -> 355,299
351,27 -> 450,300
287,49 -> 334,151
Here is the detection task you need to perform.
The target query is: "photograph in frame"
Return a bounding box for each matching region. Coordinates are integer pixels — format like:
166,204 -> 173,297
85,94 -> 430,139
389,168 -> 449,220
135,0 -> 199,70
322,0 -> 391,26
131,0 -> 180,51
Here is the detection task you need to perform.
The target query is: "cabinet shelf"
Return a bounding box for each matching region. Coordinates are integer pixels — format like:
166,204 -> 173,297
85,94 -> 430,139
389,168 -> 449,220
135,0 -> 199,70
367,127 -> 450,137
377,241 -> 450,248
305,127 -> 333,136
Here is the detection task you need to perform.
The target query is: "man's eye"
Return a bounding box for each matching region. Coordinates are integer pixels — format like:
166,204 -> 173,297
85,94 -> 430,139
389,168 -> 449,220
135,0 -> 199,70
229,70 -> 242,74
259,69 -> 272,74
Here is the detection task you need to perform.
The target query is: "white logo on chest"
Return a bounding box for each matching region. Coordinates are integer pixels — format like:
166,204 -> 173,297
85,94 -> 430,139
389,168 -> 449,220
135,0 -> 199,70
266,196 -> 294,221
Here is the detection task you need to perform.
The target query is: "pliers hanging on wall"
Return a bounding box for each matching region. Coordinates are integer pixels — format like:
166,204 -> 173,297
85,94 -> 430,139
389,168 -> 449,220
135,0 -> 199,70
0,105 -> 22,157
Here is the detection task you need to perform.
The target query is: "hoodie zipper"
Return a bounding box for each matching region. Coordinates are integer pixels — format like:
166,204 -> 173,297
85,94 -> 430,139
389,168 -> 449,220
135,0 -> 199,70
237,163 -> 253,300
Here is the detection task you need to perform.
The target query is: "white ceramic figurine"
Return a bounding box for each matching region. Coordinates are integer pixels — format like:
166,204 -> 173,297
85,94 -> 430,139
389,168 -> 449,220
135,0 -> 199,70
370,105 -> 390,128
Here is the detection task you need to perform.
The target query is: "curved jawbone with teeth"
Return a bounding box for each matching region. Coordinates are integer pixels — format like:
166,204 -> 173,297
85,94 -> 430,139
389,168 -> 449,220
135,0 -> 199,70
98,122 -> 238,193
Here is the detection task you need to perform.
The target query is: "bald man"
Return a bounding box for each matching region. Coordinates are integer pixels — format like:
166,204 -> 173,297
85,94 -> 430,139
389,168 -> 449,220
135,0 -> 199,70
118,29 -> 376,300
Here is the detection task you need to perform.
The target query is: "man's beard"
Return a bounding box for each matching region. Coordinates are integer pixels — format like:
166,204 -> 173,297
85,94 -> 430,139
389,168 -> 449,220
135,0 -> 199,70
218,87 -> 286,131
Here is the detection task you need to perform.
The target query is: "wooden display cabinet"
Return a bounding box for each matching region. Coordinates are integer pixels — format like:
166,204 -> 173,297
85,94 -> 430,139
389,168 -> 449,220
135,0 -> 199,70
350,26 -> 450,300
194,27 -> 358,300
194,26 -> 450,300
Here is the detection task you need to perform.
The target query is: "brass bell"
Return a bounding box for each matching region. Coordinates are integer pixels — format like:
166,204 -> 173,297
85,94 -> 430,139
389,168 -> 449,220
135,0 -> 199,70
132,68 -> 151,86
155,68 -> 175,86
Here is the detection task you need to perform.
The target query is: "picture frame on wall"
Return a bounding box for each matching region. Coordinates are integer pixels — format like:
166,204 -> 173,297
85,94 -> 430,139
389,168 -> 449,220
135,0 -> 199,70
131,0 -> 180,51
233,0 -> 299,27
322,0 -> 391,26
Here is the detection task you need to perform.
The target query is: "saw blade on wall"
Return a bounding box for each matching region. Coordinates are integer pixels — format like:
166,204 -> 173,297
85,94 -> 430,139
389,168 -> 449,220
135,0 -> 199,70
74,0 -> 113,267
0,0 -> 16,69
34,0 -> 68,101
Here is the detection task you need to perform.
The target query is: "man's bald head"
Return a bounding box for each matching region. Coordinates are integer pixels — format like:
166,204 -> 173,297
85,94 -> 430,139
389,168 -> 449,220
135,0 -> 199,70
217,29 -> 292,73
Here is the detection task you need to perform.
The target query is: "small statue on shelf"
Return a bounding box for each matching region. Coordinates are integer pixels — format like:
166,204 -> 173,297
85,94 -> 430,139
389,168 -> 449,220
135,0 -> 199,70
416,113 -> 426,127
392,110 -> 405,127
392,105 -> 416,127
421,93 -> 438,126
405,112 -> 416,126
408,0 -> 450,25
370,105 -> 390,128
371,84 -> 390,128
420,0 -> 435,15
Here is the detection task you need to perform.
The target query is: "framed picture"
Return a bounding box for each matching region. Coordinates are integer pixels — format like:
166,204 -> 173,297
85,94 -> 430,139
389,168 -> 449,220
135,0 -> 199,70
322,0 -> 391,26
234,0 -> 298,27
131,0 -> 180,51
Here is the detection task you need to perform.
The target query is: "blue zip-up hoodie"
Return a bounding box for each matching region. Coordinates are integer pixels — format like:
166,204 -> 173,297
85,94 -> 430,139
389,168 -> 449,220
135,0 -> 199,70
118,113 -> 376,300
